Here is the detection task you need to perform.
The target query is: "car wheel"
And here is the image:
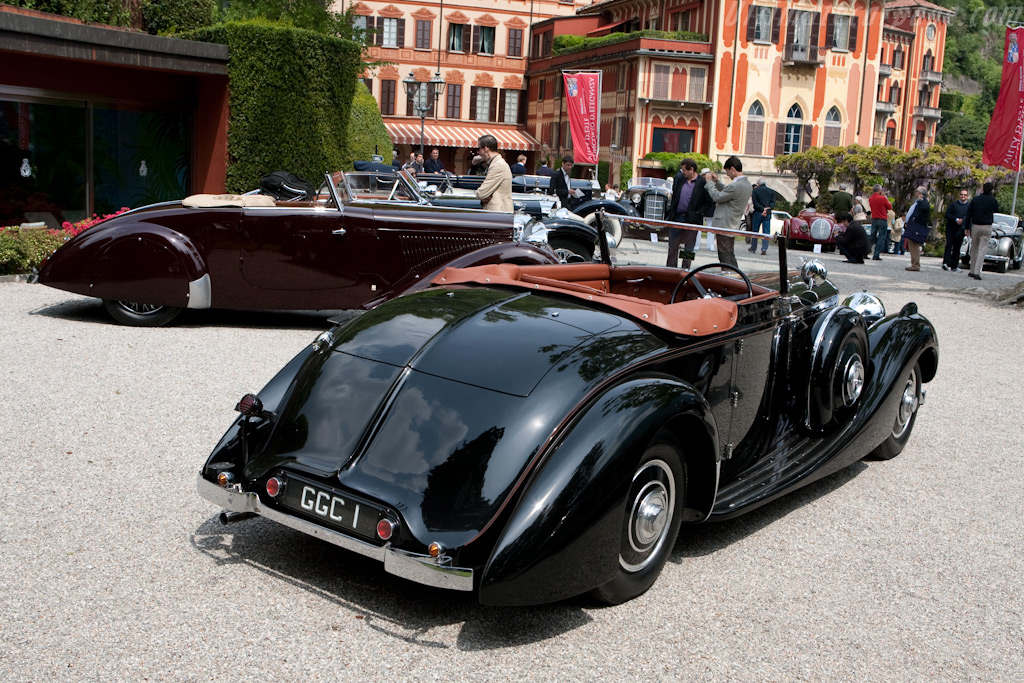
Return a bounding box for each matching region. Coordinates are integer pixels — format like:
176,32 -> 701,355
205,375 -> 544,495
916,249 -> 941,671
787,237 -> 798,249
961,255 -> 971,267
549,236 -> 594,263
102,299 -> 183,327
997,259 -> 1009,273
590,431 -> 686,605
868,363 -> 921,460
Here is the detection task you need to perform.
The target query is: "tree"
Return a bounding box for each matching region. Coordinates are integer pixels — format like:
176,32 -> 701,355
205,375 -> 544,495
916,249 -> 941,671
347,82 -> 392,168
935,115 -> 988,151
774,146 -> 845,203
225,0 -> 348,36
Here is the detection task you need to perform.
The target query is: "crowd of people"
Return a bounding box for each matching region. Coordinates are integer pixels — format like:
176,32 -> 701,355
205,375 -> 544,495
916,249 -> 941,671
389,144 -> 1007,280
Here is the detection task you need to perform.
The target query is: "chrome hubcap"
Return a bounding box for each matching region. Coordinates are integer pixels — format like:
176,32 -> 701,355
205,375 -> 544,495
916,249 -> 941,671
553,248 -> 585,263
621,459 -> 675,573
893,369 -> 919,439
842,355 -> 865,406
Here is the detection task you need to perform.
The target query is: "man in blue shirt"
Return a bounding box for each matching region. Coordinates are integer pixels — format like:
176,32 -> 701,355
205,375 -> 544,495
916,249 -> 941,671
665,158 -> 699,269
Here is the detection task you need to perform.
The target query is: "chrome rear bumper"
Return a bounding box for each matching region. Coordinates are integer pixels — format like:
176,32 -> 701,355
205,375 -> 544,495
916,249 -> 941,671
196,473 -> 473,591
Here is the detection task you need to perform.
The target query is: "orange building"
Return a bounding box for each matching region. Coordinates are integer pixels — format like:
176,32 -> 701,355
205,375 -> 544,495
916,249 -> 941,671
525,0 -> 952,191
351,0 -> 584,172
877,0 -> 953,151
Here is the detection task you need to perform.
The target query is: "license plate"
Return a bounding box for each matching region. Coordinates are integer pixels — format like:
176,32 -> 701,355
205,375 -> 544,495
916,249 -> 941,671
279,475 -> 383,540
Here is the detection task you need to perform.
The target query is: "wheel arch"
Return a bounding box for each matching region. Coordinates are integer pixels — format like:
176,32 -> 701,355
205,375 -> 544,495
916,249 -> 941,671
477,376 -> 719,606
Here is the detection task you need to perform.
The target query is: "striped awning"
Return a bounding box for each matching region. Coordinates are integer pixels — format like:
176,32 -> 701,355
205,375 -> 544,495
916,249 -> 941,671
385,121 -> 541,151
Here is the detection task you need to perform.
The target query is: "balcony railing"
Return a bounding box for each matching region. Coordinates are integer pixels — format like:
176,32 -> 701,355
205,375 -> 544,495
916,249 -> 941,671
879,63 -> 892,79
914,106 -> 942,119
920,70 -> 943,84
875,101 -> 897,115
783,43 -> 822,65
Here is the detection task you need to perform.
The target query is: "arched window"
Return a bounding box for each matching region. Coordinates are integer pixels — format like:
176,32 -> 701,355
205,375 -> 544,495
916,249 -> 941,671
922,49 -> 934,72
889,81 -> 901,104
824,106 -> 841,146
885,120 -> 897,147
745,101 -> 765,155
784,104 -> 803,155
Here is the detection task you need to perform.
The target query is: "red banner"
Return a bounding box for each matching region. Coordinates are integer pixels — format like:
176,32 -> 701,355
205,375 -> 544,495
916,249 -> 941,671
563,72 -> 601,164
983,27 -> 1024,171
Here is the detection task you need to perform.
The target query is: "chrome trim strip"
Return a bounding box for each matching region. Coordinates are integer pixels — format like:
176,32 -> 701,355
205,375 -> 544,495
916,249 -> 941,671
384,549 -> 474,592
196,474 -> 474,591
187,273 -> 212,309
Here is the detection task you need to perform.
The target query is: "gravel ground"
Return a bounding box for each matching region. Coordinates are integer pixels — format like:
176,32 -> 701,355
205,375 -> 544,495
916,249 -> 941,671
1,243 -> 1022,681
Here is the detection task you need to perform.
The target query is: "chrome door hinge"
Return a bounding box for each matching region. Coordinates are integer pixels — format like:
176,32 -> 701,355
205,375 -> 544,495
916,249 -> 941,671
730,391 -> 739,408
725,443 -> 734,460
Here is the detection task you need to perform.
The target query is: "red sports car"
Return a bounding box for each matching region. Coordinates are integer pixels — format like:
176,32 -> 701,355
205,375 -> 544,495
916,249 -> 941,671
782,209 -> 840,252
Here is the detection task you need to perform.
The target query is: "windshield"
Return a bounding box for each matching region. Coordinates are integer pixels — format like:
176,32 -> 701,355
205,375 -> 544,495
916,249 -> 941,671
341,169 -> 423,203
993,213 -> 1019,230
629,177 -> 669,190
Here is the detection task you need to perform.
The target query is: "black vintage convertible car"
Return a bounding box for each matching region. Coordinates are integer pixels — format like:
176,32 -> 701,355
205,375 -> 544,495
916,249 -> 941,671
197,217 -> 938,606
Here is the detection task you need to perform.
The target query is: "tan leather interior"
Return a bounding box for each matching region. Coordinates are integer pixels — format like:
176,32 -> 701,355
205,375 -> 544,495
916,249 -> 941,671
433,263 -> 777,336
183,194 -> 276,208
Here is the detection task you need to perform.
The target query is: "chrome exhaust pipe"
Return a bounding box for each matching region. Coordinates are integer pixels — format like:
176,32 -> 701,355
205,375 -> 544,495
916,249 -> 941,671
219,511 -> 257,525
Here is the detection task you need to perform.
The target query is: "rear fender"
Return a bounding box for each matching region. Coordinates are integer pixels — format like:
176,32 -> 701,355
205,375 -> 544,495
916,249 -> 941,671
478,377 -> 719,606
39,223 -> 208,308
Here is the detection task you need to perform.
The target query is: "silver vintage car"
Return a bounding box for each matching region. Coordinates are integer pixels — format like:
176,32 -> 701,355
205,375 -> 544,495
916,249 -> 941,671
961,212 -> 1024,273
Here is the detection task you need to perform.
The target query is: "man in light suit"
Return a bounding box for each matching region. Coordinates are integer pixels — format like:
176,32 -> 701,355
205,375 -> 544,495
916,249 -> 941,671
475,135 -> 513,212
704,156 -> 752,268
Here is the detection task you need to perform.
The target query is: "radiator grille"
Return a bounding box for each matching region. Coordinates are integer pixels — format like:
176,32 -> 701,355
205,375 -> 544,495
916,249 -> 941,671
399,234 -> 498,275
644,193 -> 666,220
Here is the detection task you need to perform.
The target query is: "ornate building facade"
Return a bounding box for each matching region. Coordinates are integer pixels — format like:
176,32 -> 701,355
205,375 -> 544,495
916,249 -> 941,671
526,0 -> 952,189
349,0 -> 584,172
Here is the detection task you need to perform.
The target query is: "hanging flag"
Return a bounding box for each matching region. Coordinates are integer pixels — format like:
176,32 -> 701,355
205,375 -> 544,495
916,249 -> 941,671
563,71 -> 602,164
983,26 -> 1024,171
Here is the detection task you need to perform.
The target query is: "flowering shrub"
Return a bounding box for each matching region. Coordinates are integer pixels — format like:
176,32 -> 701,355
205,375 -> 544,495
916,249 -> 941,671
0,207 -> 130,275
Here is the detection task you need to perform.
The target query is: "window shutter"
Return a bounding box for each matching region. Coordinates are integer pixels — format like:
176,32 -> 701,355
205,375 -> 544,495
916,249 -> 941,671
771,9 -> 781,44
746,6 -> 756,42
375,17 -> 383,46
826,14 -> 835,48
406,88 -> 414,117
775,123 -> 786,155
786,10 -> 795,46
472,26 -> 481,54
397,18 -> 405,48
470,86 -> 478,120
518,89 -> 527,124
850,17 -> 859,49
497,88 -> 504,121
811,12 -> 821,47
802,124 -> 812,151
489,88 -> 498,122
366,16 -> 375,40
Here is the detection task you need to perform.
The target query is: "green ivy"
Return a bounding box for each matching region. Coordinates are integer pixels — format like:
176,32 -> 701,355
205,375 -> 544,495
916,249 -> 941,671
4,0 -> 131,27
620,161 -> 632,186
643,152 -> 722,177
553,30 -> 709,56
142,0 -> 215,36
183,20 -> 360,192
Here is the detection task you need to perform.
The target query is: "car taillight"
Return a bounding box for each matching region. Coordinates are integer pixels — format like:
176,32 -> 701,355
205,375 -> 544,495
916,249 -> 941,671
266,477 -> 283,498
235,393 -> 263,416
376,518 -> 397,541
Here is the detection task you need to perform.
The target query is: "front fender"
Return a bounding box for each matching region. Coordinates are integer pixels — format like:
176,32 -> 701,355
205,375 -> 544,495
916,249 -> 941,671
543,218 -> 599,244
867,303 -> 939,384
573,198 -> 637,217
479,377 -> 719,606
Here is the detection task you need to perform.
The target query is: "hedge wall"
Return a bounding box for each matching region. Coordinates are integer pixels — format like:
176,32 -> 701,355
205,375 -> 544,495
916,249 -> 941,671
185,20 -> 361,192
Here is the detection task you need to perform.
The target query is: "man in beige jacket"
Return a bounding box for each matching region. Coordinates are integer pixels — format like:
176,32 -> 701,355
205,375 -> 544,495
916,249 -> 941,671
475,135 -> 513,212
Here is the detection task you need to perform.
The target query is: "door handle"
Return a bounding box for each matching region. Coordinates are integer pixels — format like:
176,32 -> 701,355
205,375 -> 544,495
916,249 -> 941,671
332,229 -> 347,237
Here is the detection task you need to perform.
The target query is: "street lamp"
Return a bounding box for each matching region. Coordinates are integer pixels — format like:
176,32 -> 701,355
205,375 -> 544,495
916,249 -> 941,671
402,71 -> 446,159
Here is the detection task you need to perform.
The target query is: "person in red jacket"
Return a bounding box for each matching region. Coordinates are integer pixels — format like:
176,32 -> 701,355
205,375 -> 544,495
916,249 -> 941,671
867,184 -> 893,260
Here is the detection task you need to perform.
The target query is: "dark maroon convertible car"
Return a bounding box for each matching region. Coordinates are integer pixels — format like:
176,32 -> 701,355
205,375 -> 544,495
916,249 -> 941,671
35,170 -> 556,325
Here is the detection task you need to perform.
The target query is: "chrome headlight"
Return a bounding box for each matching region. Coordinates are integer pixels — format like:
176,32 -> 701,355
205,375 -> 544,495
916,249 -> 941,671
513,210 -> 531,241
552,207 -> 571,219
842,290 -> 886,326
630,192 -> 642,204
522,219 -> 549,245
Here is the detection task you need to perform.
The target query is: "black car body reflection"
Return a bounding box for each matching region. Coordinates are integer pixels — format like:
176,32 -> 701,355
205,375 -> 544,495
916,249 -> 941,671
198,223 -> 938,606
